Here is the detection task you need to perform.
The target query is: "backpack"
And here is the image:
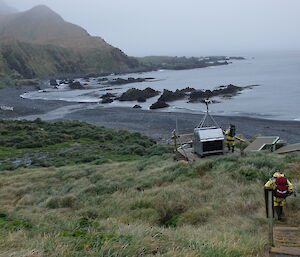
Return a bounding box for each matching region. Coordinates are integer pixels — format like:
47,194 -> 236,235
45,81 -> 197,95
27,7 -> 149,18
274,176 -> 289,198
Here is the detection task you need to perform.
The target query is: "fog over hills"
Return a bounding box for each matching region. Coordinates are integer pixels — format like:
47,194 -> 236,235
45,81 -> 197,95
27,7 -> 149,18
6,0 -> 300,56
0,3 -> 139,86
0,0 -> 17,15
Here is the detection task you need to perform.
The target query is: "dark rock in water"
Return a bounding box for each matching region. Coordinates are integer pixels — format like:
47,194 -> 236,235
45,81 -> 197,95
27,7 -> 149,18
69,81 -> 84,89
229,56 -> 245,60
101,98 -> 114,104
137,97 -> 146,103
158,87 -> 196,102
189,84 -> 244,102
49,79 -> 58,86
189,90 -> 214,102
133,105 -> 142,109
180,87 -> 196,93
119,87 -> 159,101
100,93 -> 116,99
98,77 -> 108,82
150,100 -> 169,109
108,77 -> 152,85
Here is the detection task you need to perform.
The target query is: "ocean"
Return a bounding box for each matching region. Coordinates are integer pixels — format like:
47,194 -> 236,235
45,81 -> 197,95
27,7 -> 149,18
21,51 -> 300,121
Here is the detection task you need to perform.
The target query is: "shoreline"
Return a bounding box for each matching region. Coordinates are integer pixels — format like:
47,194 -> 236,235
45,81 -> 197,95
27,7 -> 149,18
1,86 -> 300,144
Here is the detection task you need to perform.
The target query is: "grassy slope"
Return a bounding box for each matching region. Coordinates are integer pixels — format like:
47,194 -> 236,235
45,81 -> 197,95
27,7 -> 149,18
0,153 -> 299,257
0,120 -> 299,257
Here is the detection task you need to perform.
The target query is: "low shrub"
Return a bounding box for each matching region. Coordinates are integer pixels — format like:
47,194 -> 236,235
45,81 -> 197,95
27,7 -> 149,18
45,194 -> 76,209
180,208 -> 213,225
0,213 -> 32,231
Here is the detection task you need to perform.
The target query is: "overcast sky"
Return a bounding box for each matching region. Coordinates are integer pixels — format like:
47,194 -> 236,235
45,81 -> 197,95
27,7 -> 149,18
6,0 -> 300,56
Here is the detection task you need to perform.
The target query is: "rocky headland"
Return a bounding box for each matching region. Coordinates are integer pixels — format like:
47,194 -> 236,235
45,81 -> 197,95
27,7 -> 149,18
118,87 -> 160,102
148,84 -> 256,109
107,77 -> 155,86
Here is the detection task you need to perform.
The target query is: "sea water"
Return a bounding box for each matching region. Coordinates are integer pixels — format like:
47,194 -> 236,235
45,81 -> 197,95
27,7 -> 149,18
21,51 -> 300,121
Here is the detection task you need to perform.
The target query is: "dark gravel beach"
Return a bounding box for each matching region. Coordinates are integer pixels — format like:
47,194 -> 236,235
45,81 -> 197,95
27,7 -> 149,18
1,86 -> 300,144
0,86 -> 74,119
63,107 -> 300,144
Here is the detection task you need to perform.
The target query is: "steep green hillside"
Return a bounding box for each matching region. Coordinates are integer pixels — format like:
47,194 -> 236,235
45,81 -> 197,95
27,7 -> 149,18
0,119 -> 299,257
0,5 -> 139,87
0,41 -> 81,79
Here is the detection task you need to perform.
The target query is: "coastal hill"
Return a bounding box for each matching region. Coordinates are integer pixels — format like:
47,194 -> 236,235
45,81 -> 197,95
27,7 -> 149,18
0,4 -> 139,86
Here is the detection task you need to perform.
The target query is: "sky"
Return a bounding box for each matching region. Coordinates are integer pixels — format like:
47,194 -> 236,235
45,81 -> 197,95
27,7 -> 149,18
6,0 -> 300,57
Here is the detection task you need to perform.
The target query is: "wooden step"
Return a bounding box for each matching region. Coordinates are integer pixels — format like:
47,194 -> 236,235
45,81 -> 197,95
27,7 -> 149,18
270,246 -> 300,256
274,226 -> 300,248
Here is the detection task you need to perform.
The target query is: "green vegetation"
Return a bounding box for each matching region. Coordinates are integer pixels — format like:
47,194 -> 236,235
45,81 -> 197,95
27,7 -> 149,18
0,135 -> 299,255
137,55 -> 228,70
0,40 -> 139,88
0,119 -> 171,170
0,119 -> 299,256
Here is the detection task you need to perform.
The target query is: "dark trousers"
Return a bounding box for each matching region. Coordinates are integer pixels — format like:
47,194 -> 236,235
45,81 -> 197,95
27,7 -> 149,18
275,206 -> 283,220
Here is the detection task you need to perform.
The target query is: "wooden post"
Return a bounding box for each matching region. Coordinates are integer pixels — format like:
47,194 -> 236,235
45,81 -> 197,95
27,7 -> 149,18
172,130 -> 178,151
267,189 -> 274,247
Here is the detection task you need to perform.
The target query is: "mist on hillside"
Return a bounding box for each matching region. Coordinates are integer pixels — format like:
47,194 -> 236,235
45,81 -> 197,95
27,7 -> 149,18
3,0 -> 300,56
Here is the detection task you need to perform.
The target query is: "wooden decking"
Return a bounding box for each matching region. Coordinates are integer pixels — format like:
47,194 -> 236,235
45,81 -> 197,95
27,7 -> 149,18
176,145 -> 239,162
268,226 -> 300,257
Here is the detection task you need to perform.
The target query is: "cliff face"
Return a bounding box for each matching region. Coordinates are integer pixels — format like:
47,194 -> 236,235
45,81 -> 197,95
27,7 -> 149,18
0,5 -> 139,86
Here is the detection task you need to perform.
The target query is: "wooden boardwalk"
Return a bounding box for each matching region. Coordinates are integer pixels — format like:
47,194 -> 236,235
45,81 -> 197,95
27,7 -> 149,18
268,226 -> 300,257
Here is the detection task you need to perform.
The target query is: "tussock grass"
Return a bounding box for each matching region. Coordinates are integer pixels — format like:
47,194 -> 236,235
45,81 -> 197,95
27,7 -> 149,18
0,150 -> 299,256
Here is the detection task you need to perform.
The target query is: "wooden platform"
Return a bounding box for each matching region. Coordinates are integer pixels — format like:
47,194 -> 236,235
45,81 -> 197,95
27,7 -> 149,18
275,144 -> 300,154
245,136 -> 280,152
176,146 -> 239,162
268,226 -> 300,257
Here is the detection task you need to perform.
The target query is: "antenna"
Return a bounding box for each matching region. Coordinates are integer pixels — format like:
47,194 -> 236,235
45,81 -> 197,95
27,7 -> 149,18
197,98 -> 220,128
204,99 -> 211,113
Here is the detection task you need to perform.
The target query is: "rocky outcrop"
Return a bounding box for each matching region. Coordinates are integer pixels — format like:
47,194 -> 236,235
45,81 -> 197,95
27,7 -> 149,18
119,87 -> 159,102
69,81 -> 84,89
158,87 -> 196,102
49,79 -> 58,86
108,77 -> 153,86
98,78 -> 108,82
133,105 -> 142,109
150,100 -> 169,110
229,57 -> 245,60
101,98 -> 114,104
100,93 -> 116,99
189,84 -> 245,102
148,84 -> 256,109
